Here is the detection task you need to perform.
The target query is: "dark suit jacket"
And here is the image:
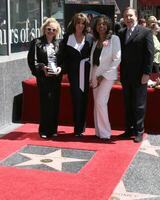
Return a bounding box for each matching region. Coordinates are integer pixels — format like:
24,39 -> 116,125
118,25 -> 154,85
27,35 -> 60,77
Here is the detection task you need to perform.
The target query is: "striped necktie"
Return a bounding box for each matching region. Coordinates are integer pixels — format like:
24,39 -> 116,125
126,28 -> 132,42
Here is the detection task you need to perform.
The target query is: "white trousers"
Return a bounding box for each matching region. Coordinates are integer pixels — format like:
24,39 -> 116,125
91,68 -> 114,139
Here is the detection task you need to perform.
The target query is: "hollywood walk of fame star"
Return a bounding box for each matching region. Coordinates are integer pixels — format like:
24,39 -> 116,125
140,140 -> 160,157
15,149 -> 87,171
109,181 -> 160,200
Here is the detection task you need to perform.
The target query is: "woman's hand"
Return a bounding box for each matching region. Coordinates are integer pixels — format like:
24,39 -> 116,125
90,76 -> 104,89
90,80 -> 98,89
42,66 -> 53,77
97,75 -> 103,86
42,66 -> 61,77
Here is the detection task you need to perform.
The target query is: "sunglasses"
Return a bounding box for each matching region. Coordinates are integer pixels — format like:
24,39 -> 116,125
47,28 -> 57,32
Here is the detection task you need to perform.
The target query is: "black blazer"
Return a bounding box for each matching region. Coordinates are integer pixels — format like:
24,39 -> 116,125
57,33 -> 93,75
118,25 -> 154,84
27,35 -> 60,77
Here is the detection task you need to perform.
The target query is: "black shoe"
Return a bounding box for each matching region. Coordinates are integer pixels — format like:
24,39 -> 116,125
74,132 -> 84,137
119,131 -> 133,139
101,138 -> 111,143
51,133 -> 58,137
134,134 -> 143,143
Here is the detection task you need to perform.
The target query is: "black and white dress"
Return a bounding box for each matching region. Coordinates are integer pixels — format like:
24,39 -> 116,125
57,33 -> 93,134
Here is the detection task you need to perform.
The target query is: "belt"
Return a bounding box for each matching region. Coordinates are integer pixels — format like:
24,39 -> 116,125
79,58 -> 89,92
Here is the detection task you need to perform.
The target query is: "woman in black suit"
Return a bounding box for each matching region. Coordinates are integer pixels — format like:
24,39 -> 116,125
118,7 -> 154,142
57,13 -> 93,136
27,18 -> 62,139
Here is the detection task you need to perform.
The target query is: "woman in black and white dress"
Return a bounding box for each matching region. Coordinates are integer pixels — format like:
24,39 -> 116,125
57,13 -> 93,136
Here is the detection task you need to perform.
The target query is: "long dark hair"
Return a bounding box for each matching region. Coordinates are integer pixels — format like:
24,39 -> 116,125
92,15 -> 113,40
67,12 -> 89,34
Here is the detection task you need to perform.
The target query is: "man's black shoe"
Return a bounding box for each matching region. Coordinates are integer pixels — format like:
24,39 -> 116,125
134,134 -> 143,143
119,131 -> 133,139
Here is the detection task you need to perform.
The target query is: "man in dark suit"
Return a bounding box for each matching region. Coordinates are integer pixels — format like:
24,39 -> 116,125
118,7 -> 154,142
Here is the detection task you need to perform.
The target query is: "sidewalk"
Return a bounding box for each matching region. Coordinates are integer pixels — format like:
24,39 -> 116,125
0,123 -> 22,138
110,133 -> 160,200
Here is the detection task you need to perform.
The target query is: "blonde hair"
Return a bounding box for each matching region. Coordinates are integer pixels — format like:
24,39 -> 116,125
147,16 -> 157,28
41,17 -> 61,38
150,23 -> 160,33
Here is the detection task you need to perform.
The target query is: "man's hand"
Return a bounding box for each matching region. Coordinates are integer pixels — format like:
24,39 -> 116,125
141,74 -> 150,84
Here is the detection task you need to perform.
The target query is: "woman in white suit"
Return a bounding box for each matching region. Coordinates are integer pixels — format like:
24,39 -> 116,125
90,15 -> 121,141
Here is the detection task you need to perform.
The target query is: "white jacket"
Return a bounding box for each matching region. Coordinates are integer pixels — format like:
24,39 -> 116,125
90,34 -> 121,81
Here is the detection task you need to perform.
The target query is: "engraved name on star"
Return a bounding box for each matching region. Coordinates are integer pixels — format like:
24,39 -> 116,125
15,149 -> 87,171
110,181 -> 160,200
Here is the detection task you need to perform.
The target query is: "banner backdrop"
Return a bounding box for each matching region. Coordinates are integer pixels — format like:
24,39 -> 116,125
64,4 -> 115,31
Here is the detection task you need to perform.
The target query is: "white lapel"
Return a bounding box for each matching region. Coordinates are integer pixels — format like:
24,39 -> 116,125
67,34 -> 85,52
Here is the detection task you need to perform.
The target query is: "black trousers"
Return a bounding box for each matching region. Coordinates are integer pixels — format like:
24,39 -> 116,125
122,82 -> 148,135
37,76 -> 62,136
68,69 -> 90,134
